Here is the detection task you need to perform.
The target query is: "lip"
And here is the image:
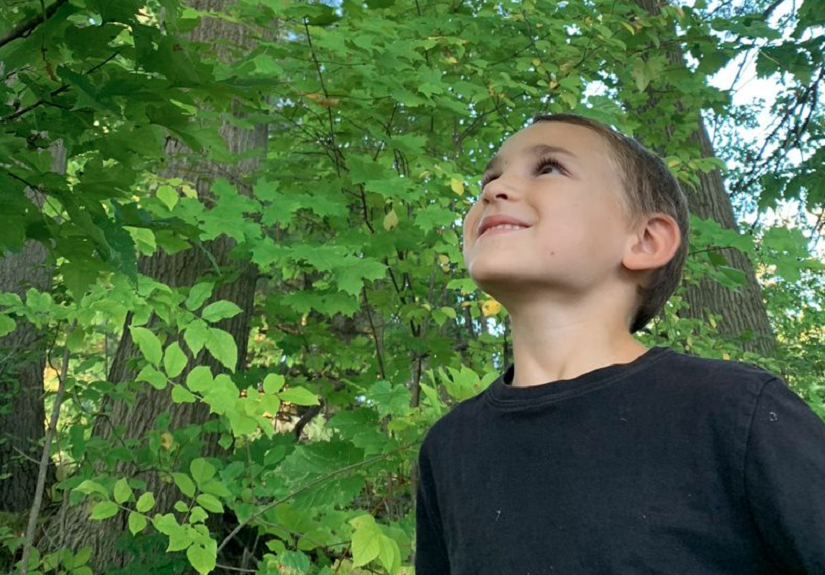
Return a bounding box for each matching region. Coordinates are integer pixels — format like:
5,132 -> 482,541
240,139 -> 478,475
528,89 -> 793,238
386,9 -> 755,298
477,215 -> 532,238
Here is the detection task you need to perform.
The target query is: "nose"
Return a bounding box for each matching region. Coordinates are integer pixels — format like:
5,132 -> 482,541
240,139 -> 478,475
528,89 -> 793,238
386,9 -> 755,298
481,173 -> 520,204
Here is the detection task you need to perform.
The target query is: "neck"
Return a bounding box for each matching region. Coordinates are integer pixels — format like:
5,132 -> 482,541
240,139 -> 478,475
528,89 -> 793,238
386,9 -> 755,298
506,301 -> 647,388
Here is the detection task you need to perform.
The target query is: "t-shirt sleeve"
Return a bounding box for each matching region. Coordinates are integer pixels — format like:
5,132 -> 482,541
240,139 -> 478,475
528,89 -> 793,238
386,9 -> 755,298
744,376 -> 825,574
415,438 -> 451,574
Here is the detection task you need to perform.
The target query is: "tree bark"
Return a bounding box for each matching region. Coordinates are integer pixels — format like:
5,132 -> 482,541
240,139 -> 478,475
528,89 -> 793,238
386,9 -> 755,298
0,141 -> 64,512
632,0 -> 775,356
41,1 -> 269,571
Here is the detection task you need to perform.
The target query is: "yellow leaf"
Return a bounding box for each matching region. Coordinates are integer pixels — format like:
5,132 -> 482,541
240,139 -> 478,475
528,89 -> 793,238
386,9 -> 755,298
722,353 -> 730,360
532,58 -> 541,67
620,21 -> 636,35
160,432 -> 174,450
481,300 -> 502,316
383,209 -> 399,231
450,178 -> 464,196
446,56 -> 458,64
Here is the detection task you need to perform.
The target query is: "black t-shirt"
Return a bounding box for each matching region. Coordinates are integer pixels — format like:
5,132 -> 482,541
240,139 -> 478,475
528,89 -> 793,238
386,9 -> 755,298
415,346 -> 825,574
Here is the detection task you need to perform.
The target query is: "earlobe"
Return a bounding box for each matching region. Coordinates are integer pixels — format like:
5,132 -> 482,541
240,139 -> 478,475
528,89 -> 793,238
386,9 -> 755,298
622,214 -> 680,272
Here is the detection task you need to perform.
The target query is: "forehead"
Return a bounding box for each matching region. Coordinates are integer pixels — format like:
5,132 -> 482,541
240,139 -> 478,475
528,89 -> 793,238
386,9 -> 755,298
484,121 -> 614,173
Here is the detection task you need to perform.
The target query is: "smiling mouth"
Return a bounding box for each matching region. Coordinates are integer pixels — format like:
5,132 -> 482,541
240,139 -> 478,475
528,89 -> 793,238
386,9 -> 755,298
480,225 -> 530,238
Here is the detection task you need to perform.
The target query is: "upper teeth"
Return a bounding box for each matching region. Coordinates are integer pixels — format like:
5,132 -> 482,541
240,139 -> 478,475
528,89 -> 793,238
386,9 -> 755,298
487,224 -> 525,232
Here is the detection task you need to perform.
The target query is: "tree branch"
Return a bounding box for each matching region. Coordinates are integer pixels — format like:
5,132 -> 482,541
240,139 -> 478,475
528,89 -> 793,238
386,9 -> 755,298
0,0 -> 70,50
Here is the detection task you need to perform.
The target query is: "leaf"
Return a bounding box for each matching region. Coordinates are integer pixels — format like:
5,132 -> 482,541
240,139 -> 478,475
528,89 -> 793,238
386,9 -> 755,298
187,366 -> 214,393
173,473 -> 196,498
163,342 -> 188,379
186,282 -> 214,311
74,480 -> 108,497
128,512 -> 147,535
482,299 -> 502,316
383,209 -> 399,230
187,540 -> 217,575
184,319 -> 210,356
279,386 -> 320,406
113,478 -> 133,504
196,493 -> 224,513
205,327 -> 237,372
136,492 -> 155,512
172,386 -> 197,403
137,365 -> 168,390
130,326 -> 162,365
263,373 -> 285,394
349,514 -> 381,567
0,316 -> 18,340
90,501 -> 119,520
450,177 -> 464,195
201,300 -> 243,323
190,458 -> 217,485
156,185 -> 179,210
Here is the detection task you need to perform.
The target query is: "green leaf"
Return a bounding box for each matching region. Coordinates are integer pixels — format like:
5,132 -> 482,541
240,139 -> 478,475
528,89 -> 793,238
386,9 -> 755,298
186,365 -> 214,393
164,342 -> 188,378
189,506 -> 209,523
128,512 -> 147,535
90,501 -> 119,520
201,300 -> 242,323
130,326 -> 162,365
349,514 -> 381,567
190,458 -> 217,485
186,282 -> 214,311
187,540 -> 217,575
113,478 -> 133,504
205,327 -> 237,372
263,373 -> 285,394
74,480 -> 108,497
184,319 -> 210,356
137,365 -> 168,390
173,473 -> 196,498
172,386 -> 197,403
196,493 -> 223,513
136,492 -> 155,513
279,386 -> 319,406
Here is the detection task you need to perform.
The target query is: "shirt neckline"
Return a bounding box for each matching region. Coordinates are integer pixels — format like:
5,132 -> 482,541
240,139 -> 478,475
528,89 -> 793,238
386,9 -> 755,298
485,346 -> 672,408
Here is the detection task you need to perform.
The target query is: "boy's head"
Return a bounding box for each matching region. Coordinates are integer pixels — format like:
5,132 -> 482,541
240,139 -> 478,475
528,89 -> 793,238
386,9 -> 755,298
462,113 -> 689,334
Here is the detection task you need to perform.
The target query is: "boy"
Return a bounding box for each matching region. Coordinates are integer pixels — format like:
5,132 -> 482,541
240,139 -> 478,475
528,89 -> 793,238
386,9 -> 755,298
414,113 -> 825,574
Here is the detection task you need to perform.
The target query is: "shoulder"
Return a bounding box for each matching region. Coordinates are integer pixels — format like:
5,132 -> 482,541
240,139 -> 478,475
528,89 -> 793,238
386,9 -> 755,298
419,392 -> 486,454
653,347 -> 778,396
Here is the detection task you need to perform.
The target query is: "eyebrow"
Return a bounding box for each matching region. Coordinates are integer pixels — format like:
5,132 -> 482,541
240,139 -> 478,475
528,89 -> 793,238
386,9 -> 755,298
483,144 -> 577,174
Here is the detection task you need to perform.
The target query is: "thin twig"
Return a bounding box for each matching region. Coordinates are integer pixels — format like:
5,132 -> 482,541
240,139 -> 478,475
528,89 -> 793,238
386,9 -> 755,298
19,320 -> 76,575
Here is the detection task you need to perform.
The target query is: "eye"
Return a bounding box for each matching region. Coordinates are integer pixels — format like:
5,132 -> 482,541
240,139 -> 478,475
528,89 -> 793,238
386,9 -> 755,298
480,173 -> 499,188
534,156 -> 566,176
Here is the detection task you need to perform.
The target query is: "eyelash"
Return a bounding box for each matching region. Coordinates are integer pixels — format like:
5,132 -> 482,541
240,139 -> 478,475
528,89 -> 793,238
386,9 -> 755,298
480,156 -> 566,188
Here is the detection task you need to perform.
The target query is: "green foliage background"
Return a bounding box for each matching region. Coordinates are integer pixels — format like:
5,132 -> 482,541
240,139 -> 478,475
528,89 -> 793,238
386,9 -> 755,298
0,0 -> 823,573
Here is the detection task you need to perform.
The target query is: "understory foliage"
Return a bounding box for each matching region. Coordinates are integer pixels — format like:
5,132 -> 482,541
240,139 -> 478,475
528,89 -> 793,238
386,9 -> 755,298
0,0 -> 823,573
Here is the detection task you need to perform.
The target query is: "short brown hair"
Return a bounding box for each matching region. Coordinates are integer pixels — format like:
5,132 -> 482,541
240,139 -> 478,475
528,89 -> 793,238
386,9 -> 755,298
531,113 -> 690,334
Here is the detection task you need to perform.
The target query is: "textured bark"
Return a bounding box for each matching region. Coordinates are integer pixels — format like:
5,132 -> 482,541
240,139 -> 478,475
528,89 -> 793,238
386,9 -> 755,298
633,0 -> 775,356
0,142 -> 64,512
42,2 -> 270,571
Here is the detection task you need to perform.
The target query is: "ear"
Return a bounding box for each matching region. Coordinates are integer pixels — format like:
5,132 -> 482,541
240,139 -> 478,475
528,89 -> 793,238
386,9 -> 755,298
622,213 -> 681,272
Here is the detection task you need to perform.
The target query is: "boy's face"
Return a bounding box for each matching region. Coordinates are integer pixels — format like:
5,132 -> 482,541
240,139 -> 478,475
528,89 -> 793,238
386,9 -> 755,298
462,121 -> 637,302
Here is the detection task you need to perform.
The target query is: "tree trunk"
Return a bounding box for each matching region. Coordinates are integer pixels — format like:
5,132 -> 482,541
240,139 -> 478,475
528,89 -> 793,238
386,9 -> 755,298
0,141 -> 64,512
42,1 -> 269,571
632,0 -> 775,356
